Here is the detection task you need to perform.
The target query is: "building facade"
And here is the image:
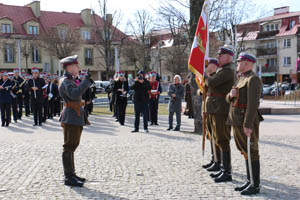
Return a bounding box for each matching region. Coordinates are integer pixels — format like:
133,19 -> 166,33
237,6 -> 300,84
0,1 -> 133,80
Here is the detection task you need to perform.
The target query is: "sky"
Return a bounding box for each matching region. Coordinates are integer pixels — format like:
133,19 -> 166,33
1,0 -> 300,32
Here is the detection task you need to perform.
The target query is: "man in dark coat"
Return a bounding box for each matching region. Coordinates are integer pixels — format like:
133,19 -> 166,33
130,70 -> 151,133
28,68 -> 46,126
59,55 -> 90,187
0,71 -> 13,127
13,69 -> 25,120
23,75 -> 31,117
46,76 -> 59,119
114,71 -> 129,126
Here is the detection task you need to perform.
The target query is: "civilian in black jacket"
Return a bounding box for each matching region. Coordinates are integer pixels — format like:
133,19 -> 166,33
28,68 -> 46,126
114,72 -> 129,126
130,70 -> 151,133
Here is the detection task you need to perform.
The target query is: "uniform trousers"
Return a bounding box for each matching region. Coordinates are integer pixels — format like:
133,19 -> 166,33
0,103 -> 11,124
210,114 -> 231,152
63,124 -> 83,152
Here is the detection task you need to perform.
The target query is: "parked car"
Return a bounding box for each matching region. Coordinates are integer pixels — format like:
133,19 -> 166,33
95,81 -> 110,94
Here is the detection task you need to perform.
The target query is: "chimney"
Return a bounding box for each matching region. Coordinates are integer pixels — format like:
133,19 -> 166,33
81,9 -> 92,26
274,6 -> 290,15
26,1 -> 41,18
106,14 -> 113,25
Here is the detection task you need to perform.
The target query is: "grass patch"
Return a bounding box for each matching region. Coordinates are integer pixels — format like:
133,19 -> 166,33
93,104 -> 170,115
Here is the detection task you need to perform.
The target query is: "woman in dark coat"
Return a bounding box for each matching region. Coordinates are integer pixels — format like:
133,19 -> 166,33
0,72 -> 13,127
113,72 -> 129,126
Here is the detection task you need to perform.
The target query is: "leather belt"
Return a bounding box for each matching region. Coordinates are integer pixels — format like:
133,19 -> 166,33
207,93 -> 226,97
233,103 -> 247,109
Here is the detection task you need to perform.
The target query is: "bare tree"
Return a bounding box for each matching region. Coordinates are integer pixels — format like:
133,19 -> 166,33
21,38 -> 39,73
93,0 -> 125,80
125,10 -> 154,72
39,26 -> 81,60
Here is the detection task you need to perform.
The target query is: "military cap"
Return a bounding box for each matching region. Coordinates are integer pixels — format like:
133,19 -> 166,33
1,71 -> 8,76
237,52 -> 256,63
13,68 -> 20,73
218,45 -> 234,56
60,55 -> 79,69
118,71 -> 125,76
8,72 -> 14,78
208,58 -> 219,66
32,68 -> 39,73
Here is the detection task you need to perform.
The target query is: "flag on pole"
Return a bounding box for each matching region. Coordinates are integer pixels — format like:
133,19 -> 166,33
188,0 -> 210,94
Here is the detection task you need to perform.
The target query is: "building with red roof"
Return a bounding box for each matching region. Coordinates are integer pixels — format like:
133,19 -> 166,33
0,1 -> 133,80
237,6 -> 300,84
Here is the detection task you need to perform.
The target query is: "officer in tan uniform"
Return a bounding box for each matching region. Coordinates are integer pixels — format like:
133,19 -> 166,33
205,46 -> 235,183
202,58 -> 221,173
226,53 -> 263,195
59,55 -> 91,187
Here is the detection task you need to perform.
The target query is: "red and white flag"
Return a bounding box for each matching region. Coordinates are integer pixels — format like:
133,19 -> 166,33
188,0 -> 210,94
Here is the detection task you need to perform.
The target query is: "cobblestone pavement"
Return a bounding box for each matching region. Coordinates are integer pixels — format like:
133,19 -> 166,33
0,114 -> 299,200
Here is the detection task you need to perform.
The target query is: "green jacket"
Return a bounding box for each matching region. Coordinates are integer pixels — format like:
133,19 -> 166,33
226,70 -> 263,129
205,63 -> 235,115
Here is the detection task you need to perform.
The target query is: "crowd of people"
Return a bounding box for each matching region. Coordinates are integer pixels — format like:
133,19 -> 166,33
0,68 -> 96,127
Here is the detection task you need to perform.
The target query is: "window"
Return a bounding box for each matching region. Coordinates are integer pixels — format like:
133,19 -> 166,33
267,58 -> 277,67
275,24 -> 279,30
283,39 -> 291,48
85,48 -> 93,65
4,44 -> 14,63
81,31 -> 91,40
28,26 -> 38,35
1,24 -> 11,33
266,25 -> 270,32
32,46 -> 41,63
289,20 -> 295,30
58,29 -> 67,39
271,24 -> 275,31
284,57 -> 291,66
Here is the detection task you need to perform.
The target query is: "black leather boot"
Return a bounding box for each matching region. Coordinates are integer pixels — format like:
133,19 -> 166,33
203,140 -> 215,169
207,162 -> 221,172
241,160 -> 260,195
62,152 -> 84,187
167,127 -> 173,131
173,126 -> 180,131
210,170 -> 222,178
235,160 -> 250,191
71,153 -> 86,182
214,151 -> 232,183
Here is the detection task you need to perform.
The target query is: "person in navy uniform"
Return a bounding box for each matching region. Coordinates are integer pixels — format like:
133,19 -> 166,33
0,71 -> 13,127
13,69 -> 25,120
46,75 -> 59,119
23,74 -> 31,117
28,68 -> 46,126
114,71 -> 129,126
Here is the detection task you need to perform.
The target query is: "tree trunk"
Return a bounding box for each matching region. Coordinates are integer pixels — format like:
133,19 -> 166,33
190,0 -> 205,134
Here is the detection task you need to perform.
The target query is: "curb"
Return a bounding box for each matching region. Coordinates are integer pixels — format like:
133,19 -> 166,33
259,108 -> 300,115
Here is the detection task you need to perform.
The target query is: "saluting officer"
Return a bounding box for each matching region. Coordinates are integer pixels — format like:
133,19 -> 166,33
226,53 -> 263,195
0,71 -> 13,127
205,46 -> 235,183
202,58 -> 221,174
59,55 -> 91,187
28,68 -> 46,126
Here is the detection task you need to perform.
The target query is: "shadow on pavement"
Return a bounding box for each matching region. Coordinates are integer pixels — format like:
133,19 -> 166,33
72,186 -> 129,200
260,140 -> 300,151
233,172 -> 300,200
7,126 -> 34,134
147,131 -> 195,142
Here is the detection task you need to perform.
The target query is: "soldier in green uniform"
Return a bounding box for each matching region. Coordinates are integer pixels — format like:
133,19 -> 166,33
204,46 -> 235,183
226,53 -> 263,195
59,55 -> 91,187
202,58 -> 221,173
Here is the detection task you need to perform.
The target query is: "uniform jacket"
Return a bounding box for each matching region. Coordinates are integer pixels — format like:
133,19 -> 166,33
114,80 -> 129,104
59,72 -> 90,126
226,70 -> 263,129
46,82 -> 59,101
168,83 -> 184,113
28,77 -> 46,102
130,79 -> 151,104
205,63 -> 235,115
0,79 -> 13,104
149,80 -> 162,100
14,76 -> 25,98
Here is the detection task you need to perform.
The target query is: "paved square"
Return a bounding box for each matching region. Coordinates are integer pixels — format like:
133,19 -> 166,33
0,114 -> 299,199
